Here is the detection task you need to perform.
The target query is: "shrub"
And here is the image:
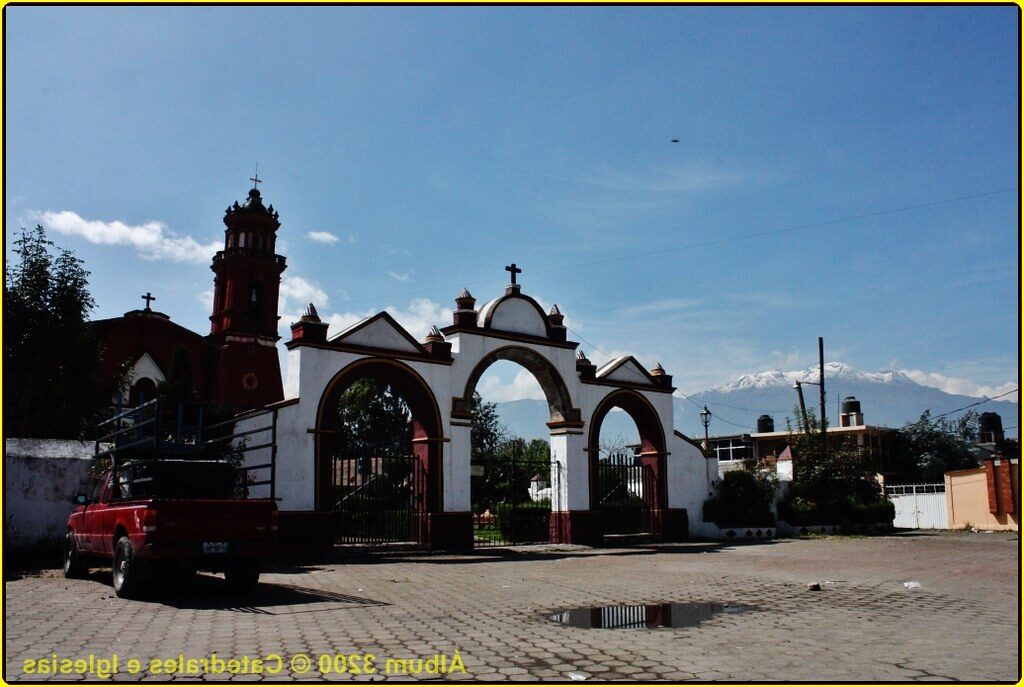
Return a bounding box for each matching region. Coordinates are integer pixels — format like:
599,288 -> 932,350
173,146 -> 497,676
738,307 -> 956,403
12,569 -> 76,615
779,496 -> 895,526
847,499 -> 895,525
777,496 -> 819,525
495,501 -> 550,543
704,470 -> 776,527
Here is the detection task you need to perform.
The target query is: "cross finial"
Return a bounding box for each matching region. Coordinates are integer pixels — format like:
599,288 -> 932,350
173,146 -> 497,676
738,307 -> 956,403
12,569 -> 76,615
250,162 -> 262,190
141,292 -> 156,310
505,263 -> 522,285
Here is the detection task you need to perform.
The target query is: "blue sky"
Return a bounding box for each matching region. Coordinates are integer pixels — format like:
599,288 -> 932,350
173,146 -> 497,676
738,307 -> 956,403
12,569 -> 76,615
5,6 -> 1019,412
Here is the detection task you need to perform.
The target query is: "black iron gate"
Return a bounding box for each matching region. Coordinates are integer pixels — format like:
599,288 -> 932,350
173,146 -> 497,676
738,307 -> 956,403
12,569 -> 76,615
331,443 -> 423,545
472,453 -> 560,547
596,454 -> 654,535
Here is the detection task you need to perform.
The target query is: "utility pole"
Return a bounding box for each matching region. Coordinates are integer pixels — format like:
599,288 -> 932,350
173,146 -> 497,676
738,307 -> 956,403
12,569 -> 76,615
818,336 -> 826,439
793,381 -> 810,434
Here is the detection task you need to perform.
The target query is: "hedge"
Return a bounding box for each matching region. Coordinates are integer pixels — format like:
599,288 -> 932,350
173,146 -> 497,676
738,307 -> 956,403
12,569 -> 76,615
495,502 -> 550,543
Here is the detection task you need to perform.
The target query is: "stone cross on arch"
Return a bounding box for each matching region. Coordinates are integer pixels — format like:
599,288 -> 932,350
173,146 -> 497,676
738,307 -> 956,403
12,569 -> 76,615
505,263 -> 522,285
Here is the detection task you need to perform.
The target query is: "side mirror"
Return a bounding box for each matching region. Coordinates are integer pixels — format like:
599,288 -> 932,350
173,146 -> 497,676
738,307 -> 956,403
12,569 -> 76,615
73,493 -> 88,505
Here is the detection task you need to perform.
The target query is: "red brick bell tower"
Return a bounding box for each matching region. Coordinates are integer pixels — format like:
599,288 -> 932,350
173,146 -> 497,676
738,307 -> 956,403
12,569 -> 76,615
207,181 -> 286,409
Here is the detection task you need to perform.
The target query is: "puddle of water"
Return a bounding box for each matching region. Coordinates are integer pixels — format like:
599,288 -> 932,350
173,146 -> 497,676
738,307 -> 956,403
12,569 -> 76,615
550,602 -> 748,630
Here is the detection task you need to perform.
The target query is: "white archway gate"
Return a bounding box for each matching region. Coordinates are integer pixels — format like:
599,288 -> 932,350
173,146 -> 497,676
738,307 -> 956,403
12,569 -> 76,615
253,275 -> 710,550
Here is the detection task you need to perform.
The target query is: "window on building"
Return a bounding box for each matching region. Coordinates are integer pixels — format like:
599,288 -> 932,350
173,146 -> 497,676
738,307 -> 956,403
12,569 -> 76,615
711,437 -> 752,463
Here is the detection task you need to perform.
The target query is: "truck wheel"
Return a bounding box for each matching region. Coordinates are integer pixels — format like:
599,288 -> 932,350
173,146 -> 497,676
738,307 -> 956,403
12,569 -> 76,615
224,565 -> 260,594
112,536 -> 142,599
63,531 -> 87,579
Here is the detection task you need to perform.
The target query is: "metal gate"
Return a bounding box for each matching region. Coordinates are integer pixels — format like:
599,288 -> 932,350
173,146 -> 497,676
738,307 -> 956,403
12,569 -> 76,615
472,453 -> 561,547
332,443 -> 424,544
886,483 -> 949,529
596,455 -> 654,535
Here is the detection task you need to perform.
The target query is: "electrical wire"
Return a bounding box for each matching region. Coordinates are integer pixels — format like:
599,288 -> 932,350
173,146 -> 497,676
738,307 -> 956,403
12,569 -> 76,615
338,186 -> 1018,308
931,389 -> 1018,420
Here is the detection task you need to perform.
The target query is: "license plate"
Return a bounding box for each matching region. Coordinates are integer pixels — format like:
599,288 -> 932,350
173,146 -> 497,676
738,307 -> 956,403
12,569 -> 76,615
203,541 -> 228,554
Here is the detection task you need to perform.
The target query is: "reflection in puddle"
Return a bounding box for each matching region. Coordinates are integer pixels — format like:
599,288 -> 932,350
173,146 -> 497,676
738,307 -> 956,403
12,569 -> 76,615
550,602 -> 748,630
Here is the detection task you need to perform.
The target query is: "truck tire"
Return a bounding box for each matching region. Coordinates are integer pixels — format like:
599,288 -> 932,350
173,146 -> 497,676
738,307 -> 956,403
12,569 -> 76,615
224,565 -> 260,594
63,531 -> 87,579
112,536 -> 142,599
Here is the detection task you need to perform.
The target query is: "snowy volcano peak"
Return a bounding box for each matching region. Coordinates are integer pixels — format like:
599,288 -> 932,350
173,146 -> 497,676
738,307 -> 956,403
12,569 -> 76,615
717,362 -> 913,393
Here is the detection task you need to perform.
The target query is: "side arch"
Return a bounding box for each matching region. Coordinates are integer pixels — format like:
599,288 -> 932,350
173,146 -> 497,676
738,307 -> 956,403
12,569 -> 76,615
587,388 -> 669,531
452,345 -> 582,427
314,358 -> 444,542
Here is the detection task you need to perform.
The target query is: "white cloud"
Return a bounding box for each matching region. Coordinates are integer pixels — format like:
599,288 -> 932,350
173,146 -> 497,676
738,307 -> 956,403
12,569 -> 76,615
617,298 -> 703,318
277,296 -> 450,343
583,164 -> 743,194
477,368 -> 547,402
278,275 -> 330,312
33,210 -> 220,264
384,298 -> 449,339
306,231 -> 339,244
197,288 -> 214,311
387,271 -> 411,282
900,370 -> 1018,403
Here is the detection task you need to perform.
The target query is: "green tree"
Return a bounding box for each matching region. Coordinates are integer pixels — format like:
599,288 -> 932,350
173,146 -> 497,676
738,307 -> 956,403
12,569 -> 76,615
888,410 -> 979,483
333,378 -> 412,455
786,409 -> 884,516
4,225 -> 124,438
470,391 -> 506,462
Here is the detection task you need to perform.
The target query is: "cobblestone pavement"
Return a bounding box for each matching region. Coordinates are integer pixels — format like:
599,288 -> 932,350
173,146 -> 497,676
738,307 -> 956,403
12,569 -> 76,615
4,531 -> 1019,682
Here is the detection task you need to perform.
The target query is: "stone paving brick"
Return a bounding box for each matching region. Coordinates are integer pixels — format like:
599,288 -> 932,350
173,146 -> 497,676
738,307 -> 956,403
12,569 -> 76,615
3,532 -> 1019,681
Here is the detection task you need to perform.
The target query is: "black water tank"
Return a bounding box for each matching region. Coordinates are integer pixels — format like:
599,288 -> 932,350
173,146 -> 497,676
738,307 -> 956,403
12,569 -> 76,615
756,414 -> 775,433
841,396 -> 861,414
979,412 -> 1003,435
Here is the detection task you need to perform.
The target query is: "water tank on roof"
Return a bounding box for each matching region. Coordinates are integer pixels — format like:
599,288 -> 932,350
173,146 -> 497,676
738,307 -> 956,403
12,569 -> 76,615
756,414 -> 775,433
979,412 -> 1003,435
978,412 -> 1004,444
841,396 -> 861,414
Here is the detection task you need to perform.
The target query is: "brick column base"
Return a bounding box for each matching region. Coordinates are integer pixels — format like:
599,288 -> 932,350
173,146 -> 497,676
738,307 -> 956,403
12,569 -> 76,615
657,508 -> 689,542
550,510 -> 604,545
428,512 -> 474,550
278,511 -> 335,555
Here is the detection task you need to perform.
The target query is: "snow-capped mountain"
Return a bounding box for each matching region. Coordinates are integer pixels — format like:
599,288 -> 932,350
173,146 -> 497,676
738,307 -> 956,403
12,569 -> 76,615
678,362 -> 1017,439
490,362 -> 1018,442
718,362 -> 914,393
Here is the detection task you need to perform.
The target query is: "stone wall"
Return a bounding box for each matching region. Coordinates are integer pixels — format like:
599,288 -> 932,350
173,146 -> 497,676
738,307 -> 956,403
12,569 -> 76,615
4,438 -> 94,548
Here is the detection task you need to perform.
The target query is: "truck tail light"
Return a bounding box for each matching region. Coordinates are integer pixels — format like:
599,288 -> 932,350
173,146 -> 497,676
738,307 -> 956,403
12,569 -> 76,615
270,510 -> 279,533
142,508 -> 158,533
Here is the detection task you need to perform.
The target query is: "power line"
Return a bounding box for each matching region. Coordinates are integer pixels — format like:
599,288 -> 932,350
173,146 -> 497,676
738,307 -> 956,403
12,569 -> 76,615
932,389 -> 1018,420
337,186 -> 1017,308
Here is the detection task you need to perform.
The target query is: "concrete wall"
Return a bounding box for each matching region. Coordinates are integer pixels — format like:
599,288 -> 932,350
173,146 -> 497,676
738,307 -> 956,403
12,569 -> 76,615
945,461 -> 1019,531
4,439 -> 95,548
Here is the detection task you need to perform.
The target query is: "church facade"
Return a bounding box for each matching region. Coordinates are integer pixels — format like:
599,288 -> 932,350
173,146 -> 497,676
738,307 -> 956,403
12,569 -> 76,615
92,186 -> 286,412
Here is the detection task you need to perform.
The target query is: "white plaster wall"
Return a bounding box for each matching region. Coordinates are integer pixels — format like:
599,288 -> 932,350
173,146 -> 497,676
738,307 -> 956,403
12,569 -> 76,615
270,345 -> 455,512
667,433 -> 715,534
486,299 -> 548,337
4,439 -> 94,547
128,352 -> 166,386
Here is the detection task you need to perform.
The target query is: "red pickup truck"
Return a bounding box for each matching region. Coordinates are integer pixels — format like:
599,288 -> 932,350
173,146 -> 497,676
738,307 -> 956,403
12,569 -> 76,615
64,459 -> 277,598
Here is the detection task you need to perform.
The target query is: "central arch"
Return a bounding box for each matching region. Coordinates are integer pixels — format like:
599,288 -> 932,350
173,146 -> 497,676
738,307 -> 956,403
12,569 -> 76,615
314,358 -> 444,544
454,345 -> 582,547
587,388 -> 668,537
452,345 -> 581,426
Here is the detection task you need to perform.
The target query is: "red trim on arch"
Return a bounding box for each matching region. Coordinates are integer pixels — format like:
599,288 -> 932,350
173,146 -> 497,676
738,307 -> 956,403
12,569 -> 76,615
587,389 -> 669,525
313,358 -> 445,545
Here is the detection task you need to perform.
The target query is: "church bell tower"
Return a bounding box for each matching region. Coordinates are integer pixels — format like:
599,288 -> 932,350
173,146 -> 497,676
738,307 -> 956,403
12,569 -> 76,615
207,179 -> 286,408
